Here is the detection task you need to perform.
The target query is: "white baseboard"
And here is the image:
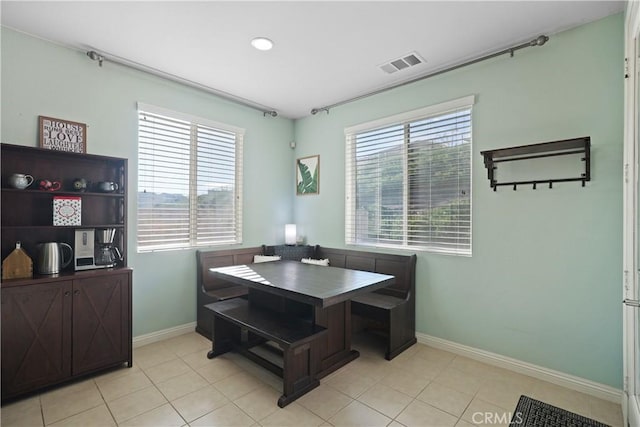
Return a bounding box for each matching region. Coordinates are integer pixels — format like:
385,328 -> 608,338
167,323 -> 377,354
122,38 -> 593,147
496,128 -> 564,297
132,322 -> 197,348
416,332 -> 623,404
130,325 -> 621,404
629,392 -> 640,427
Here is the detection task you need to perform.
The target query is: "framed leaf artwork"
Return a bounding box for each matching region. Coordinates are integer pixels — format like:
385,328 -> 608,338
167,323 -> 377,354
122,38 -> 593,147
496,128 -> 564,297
296,155 -> 319,195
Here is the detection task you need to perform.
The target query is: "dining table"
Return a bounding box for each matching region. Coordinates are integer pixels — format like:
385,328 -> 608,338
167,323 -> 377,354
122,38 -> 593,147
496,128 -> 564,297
208,259 -> 395,378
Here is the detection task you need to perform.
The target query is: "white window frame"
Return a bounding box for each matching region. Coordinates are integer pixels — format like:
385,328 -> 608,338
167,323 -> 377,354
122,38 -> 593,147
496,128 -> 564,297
136,102 -> 244,252
345,95 -> 474,256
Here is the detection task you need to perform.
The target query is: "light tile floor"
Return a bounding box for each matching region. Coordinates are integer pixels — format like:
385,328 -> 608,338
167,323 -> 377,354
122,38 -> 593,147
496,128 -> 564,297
1,332 -> 624,427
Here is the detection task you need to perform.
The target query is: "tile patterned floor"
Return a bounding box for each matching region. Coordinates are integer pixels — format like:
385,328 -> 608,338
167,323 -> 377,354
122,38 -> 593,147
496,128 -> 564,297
1,332 -> 624,427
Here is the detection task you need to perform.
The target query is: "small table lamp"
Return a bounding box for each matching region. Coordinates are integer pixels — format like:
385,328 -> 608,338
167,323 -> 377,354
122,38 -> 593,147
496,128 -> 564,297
285,224 -> 297,245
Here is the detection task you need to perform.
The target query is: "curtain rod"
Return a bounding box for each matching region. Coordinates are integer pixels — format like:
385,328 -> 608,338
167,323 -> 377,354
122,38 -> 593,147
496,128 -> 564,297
310,35 -> 549,116
86,49 -> 279,117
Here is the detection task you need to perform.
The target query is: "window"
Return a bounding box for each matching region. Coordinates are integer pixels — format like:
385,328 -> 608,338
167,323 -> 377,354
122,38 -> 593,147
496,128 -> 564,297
137,103 -> 243,251
345,96 -> 473,255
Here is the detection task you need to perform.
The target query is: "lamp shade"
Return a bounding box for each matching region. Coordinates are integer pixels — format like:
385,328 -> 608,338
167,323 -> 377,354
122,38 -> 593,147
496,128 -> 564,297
285,224 -> 297,245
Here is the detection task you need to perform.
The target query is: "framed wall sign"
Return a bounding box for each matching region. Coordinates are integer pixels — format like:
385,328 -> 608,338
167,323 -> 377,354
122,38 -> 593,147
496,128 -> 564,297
39,116 -> 87,153
296,155 -> 319,195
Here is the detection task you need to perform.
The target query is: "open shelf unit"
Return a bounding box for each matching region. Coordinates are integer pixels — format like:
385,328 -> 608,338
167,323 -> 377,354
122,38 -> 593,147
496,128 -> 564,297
1,143 -> 127,266
480,136 -> 591,191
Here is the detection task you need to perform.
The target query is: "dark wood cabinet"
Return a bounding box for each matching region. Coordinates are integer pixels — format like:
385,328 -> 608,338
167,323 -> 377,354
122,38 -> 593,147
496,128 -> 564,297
1,271 -> 132,400
0,144 -> 132,401
1,280 -> 72,398
72,273 -> 131,376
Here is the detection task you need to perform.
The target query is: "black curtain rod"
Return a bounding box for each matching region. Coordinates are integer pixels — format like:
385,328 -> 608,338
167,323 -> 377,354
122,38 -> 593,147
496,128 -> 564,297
310,35 -> 549,116
86,49 -> 279,118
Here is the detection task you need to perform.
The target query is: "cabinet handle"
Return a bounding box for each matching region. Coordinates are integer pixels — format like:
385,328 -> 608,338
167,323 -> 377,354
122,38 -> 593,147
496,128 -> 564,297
64,291 -> 71,297
74,290 -> 80,296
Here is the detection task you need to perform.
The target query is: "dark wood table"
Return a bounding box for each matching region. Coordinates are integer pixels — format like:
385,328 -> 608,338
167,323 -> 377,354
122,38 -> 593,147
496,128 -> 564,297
208,259 -> 394,377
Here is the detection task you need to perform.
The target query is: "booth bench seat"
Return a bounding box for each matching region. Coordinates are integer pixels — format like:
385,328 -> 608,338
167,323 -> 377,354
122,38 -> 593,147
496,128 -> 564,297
196,245 -> 417,360
315,246 -> 417,360
196,247 -> 263,338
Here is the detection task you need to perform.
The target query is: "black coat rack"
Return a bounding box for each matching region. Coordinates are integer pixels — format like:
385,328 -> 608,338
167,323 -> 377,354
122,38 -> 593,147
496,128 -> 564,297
480,137 -> 591,191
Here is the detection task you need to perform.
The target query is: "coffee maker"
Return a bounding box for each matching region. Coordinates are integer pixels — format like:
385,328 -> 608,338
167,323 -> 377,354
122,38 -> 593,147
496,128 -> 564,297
95,228 -> 122,267
74,228 -> 122,270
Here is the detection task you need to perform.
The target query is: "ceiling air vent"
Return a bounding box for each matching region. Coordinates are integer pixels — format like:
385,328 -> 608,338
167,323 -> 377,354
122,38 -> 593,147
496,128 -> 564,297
379,52 -> 425,74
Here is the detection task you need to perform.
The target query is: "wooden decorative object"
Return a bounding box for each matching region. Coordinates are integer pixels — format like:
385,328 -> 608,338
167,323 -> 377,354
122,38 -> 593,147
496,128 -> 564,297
2,242 -> 33,280
39,116 -> 87,153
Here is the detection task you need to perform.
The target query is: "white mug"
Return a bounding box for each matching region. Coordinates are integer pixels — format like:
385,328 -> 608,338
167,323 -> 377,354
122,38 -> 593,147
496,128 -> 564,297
8,173 -> 34,189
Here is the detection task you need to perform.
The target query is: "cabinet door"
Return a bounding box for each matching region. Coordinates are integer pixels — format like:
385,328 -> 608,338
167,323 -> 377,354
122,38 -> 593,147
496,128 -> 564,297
72,273 -> 131,375
1,281 -> 73,399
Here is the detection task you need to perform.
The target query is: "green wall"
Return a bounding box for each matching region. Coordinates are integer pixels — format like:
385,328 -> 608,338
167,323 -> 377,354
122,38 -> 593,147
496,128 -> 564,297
293,14 -> 624,388
1,12 -> 624,389
0,27 -> 296,337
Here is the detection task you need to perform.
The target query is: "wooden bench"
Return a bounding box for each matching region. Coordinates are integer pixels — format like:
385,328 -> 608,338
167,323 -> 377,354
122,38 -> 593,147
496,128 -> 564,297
196,247 -> 263,338
316,247 -> 417,360
205,298 -> 327,407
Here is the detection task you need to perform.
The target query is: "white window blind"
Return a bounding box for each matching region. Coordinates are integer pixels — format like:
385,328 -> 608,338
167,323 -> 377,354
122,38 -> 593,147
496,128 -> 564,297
137,104 -> 243,251
345,96 -> 473,255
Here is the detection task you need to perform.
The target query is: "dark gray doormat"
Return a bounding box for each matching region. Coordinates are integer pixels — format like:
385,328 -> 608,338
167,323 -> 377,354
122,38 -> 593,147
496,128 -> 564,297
510,395 -> 610,427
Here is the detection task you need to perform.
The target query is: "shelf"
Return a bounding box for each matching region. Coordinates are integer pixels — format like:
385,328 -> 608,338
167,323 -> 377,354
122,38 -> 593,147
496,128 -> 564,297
0,267 -> 133,289
2,224 -> 124,230
2,189 -> 124,197
480,136 -> 590,191
0,143 -> 126,163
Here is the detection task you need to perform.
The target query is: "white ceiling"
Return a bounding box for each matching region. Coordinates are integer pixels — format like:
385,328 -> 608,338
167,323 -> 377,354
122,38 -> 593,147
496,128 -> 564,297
1,1 -> 625,118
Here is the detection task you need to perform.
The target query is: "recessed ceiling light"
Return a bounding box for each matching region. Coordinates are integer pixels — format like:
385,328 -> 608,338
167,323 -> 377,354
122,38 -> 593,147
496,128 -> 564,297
251,37 -> 274,51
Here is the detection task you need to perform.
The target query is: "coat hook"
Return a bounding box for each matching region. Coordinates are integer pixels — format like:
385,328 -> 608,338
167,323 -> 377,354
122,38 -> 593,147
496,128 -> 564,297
549,181 -> 553,189
533,182 -> 537,190
513,184 -> 517,191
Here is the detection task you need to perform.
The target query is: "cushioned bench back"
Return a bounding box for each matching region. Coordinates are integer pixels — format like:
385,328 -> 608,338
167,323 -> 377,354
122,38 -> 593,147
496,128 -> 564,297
197,247 -> 263,291
315,247 -> 416,299
262,244 -> 317,261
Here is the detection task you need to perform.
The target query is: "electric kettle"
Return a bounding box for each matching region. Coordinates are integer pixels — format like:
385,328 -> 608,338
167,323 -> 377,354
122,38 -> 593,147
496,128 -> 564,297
36,242 -> 73,274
